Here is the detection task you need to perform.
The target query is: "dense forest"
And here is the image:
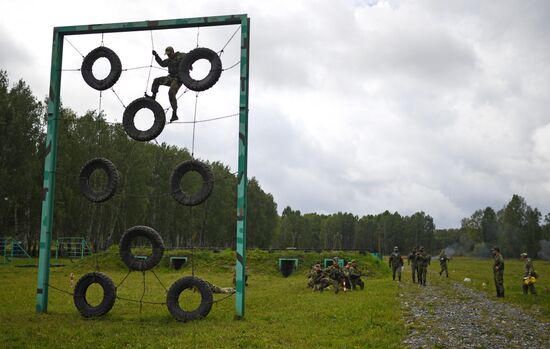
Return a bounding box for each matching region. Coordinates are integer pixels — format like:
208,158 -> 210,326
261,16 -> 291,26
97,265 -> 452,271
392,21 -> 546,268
1,70 -> 549,259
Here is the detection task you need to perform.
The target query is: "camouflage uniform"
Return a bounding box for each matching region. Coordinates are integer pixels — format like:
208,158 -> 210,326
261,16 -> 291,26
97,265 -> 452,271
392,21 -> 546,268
388,247 -> 404,282
307,265 -> 317,289
150,47 -> 186,120
324,259 -> 344,293
492,247 -> 505,297
416,248 -> 430,286
312,266 -> 330,292
438,251 -> 449,277
343,263 -> 352,291
408,249 -> 418,283
349,260 -> 365,290
205,280 -> 235,294
521,254 -> 537,295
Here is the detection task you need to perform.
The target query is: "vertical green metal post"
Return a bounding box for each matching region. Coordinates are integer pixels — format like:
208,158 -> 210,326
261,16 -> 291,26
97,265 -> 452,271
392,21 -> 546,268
36,28 -> 63,313
235,17 -> 250,318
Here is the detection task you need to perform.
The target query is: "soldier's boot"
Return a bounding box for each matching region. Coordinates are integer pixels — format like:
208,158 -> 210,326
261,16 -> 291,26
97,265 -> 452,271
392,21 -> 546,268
170,110 -> 179,122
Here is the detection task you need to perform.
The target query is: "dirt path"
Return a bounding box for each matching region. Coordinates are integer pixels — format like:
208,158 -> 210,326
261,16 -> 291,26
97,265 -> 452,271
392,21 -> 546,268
400,274 -> 550,349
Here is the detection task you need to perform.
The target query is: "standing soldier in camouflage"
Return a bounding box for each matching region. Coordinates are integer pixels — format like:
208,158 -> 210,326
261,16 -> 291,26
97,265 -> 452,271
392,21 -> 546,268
520,253 -> 537,295
349,260 -> 365,290
439,249 -> 450,277
416,247 -> 430,286
147,46 -> 187,122
389,246 -> 404,282
491,247 -> 505,297
408,247 -> 418,283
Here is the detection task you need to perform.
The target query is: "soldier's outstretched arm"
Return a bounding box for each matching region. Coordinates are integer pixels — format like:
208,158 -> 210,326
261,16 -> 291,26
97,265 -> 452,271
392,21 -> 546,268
153,51 -> 168,67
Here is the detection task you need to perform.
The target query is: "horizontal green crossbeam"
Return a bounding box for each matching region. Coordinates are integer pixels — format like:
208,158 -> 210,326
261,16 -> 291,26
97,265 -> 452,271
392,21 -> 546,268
56,14 -> 246,35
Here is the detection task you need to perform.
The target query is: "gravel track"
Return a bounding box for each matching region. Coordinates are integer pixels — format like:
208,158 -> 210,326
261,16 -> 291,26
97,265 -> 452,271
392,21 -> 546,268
401,278 -> 550,348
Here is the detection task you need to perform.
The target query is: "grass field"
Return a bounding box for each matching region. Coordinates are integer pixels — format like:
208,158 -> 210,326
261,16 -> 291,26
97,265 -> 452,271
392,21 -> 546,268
0,251 -> 548,348
0,250 -> 404,349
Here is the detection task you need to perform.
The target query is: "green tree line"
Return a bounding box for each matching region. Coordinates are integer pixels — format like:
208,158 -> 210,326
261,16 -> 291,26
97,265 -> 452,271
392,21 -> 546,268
274,207 -> 436,255
435,194 -> 550,258
0,70 -> 277,255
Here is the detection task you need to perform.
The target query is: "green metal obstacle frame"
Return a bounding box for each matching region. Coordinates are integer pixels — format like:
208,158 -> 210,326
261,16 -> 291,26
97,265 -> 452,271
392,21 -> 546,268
54,237 -> 92,260
36,14 -> 250,318
1,237 -> 32,264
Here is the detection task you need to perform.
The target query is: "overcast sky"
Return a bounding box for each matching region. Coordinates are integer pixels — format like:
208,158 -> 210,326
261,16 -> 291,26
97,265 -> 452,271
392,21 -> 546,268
1,0 -> 550,228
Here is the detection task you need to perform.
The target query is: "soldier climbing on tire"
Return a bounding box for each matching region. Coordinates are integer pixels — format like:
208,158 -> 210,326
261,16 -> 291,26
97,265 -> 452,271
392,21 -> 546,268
146,46 -> 189,123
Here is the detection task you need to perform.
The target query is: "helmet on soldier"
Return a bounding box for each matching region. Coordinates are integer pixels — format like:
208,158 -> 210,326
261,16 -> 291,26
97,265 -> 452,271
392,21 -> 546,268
165,46 -> 175,55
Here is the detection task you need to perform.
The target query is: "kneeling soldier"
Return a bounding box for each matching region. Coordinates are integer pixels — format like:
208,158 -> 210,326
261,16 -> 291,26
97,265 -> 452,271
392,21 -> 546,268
349,260 -> 365,290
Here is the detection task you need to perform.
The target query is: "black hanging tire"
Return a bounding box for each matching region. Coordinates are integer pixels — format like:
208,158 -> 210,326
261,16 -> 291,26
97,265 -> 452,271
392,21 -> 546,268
81,46 -> 122,91
170,159 -> 214,206
166,276 -> 213,322
123,97 -> 166,142
73,272 -> 116,318
79,157 -> 119,203
178,47 -> 222,92
119,225 -> 165,271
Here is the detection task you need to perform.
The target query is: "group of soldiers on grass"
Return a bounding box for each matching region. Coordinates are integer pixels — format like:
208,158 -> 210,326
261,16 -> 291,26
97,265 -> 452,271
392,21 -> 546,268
307,257 -> 365,293
388,246 -> 448,286
306,247 -> 539,297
